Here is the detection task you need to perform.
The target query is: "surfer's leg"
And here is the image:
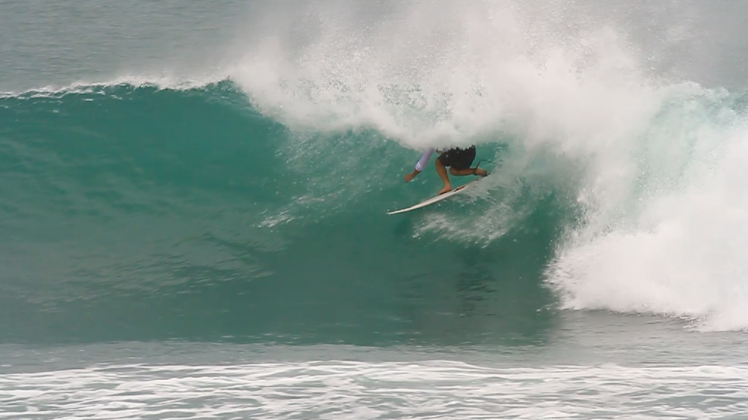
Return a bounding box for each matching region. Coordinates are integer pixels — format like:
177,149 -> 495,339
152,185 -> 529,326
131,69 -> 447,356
450,167 -> 487,176
435,158 -> 452,195
448,146 -> 487,177
450,167 -> 488,176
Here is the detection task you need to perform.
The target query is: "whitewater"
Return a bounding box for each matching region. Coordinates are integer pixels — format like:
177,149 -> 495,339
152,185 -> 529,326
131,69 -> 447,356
3,0 -> 748,418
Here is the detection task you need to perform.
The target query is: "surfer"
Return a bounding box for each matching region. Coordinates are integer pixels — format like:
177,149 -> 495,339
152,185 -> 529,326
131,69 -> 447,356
404,146 -> 488,194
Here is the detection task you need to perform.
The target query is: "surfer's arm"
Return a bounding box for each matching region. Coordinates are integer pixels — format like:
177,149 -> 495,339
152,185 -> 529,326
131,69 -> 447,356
405,148 -> 435,182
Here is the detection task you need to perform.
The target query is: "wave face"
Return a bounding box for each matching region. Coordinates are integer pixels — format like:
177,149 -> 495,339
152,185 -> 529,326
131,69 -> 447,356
0,83 -> 564,344
3,0 -> 748,344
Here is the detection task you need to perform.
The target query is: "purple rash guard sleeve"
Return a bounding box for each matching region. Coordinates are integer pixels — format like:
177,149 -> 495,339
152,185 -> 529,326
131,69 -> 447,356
415,148 -> 435,171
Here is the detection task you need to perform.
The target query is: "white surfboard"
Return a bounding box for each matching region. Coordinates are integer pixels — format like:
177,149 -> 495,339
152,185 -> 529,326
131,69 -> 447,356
387,178 -> 483,215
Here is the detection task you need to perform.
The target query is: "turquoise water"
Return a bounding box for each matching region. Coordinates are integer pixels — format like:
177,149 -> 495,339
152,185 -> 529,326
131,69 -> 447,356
4,1 -> 748,418
0,83 -> 562,346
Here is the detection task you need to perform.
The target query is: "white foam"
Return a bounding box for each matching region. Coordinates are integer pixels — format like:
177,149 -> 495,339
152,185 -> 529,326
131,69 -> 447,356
548,107 -> 748,331
228,0 -> 661,152
1,361 -> 747,419
222,0 -> 748,330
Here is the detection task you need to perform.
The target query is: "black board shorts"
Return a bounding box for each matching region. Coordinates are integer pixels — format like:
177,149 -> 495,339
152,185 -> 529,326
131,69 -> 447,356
437,146 -> 476,170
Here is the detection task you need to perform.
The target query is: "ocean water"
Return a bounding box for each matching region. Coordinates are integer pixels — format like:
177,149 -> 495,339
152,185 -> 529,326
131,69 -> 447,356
3,1 -> 748,418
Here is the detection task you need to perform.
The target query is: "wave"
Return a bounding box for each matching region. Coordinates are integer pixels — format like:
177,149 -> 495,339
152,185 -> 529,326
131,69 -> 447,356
223,0 -> 748,332
2,0 -> 748,342
0,83 -> 560,345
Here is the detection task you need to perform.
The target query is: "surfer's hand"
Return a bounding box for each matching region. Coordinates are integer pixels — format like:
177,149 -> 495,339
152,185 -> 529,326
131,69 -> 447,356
405,173 -> 415,182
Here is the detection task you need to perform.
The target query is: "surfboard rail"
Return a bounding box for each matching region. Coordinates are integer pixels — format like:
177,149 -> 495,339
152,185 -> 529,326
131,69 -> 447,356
386,178 -> 481,215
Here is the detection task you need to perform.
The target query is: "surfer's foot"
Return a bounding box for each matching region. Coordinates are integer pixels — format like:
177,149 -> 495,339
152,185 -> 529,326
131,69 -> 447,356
474,168 -> 488,177
438,184 -> 452,195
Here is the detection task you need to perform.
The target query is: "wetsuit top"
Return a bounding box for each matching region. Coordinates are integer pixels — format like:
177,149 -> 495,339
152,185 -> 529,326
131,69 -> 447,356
415,148 -> 435,172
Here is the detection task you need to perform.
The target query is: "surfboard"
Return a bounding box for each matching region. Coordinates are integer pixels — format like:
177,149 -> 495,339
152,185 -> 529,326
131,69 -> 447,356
387,178 -> 483,215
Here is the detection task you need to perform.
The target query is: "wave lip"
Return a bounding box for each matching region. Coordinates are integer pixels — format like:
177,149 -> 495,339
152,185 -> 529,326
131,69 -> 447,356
0,72 -> 231,99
